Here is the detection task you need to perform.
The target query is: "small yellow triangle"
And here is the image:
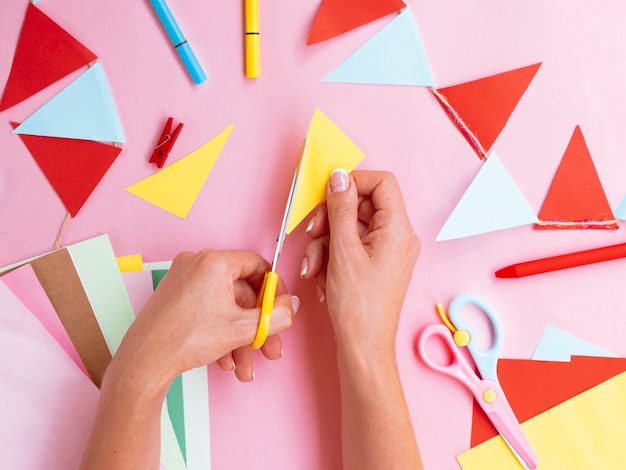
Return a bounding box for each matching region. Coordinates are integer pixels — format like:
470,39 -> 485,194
286,108 -> 365,234
126,124 -> 234,219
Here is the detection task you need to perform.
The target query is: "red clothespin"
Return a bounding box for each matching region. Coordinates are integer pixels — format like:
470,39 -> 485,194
149,117 -> 183,168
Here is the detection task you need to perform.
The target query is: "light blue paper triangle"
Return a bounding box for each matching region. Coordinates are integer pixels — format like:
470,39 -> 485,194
614,194 -> 626,220
323,7 -> 435,86
532,325 -> 616,361
12,61 -> 125,143
436,151 -> 538,241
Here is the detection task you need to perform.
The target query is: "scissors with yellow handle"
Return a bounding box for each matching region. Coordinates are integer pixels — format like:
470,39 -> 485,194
250,137 -> 309,349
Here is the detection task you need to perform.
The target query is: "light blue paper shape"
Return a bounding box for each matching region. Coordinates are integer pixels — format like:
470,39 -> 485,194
532,325 -> 616,361
614,194 -> 626,220
12,61 -> 125,143
436,151 -> 538,241
323,7 -> 435,86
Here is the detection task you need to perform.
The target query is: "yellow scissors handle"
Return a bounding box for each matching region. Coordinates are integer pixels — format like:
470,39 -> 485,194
251,271 -> 279,349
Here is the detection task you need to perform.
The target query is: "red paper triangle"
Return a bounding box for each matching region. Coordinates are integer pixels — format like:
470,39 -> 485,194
0,4 -> 97,111
434,63 -> 541,158
11,123 -> 121,216
470,356 -> 626,447
536,126 -> 617,229
307,0 -> 406,45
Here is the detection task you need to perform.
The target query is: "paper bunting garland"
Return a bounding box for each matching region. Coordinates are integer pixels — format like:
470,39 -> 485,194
432,63 -> 541,159
286,108 -> 366,234
436,151 -> 538,241
536,126 -> 617,229
126,124 -> 234,219
12,61 -> 125,143
307,0 -> 405,45
12,123 -> 122,217
323,7 -> 435,87
0,3 -> 97,111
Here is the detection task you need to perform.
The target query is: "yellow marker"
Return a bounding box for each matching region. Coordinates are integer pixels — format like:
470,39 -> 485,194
245,0 -> 260,78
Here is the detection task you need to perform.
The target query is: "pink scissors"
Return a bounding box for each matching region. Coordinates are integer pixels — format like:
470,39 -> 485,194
418,294 -> 538,470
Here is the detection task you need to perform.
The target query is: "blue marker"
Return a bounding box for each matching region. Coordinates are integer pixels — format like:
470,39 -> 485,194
148,0 -> 207,85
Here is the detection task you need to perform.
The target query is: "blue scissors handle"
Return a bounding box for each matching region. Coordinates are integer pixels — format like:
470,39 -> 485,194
448,294 -> 502,381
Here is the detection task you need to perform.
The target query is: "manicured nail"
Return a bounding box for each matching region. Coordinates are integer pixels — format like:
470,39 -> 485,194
306,218 -> 315,234
280,348 -> 284,358
230,359 -> 236,371
330,169 -> 349,193
316,283 -> 326,303
290,295 -> 301,314
300,257 -> 308,277
251,371 -> 256,381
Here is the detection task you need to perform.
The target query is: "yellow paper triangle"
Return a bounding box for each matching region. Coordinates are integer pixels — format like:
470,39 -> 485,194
126,124 -> 234,219
286,108 -> 366,234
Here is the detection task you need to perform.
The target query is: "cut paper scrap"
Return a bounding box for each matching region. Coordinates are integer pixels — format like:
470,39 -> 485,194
126,124 -> 234,219
12,122 -> 122,216
1,263 -> 88,377
532,325 -> 616,361
117,254 -> 144,273
12,61 -> 125,143
0,281 -> 99,470
614,193 -> 626,220
436,151 -> 538,241
323,7 -> 435,87
431,63 -> 541,159
0,3 -> 97,111
307,0 -> 405,45
122,270 -> 154,316
459,370 -> 626,469
287,108 -> 366,234
470,356 -> 626,447
536,126 -> 617,229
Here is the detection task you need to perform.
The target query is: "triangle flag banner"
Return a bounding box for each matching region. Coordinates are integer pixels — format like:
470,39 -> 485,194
536,126 -> 617,229
287,108 -> 366,234
0,3 -> 97,111
436,151 -> 538,241
12,61 -> 125,143
307,0 -> 406,45
433,63 -> 541,159
126,124 -> 234,219
12,123 -> 122,216
614,194 -> 626,220
323,7 -> 435,87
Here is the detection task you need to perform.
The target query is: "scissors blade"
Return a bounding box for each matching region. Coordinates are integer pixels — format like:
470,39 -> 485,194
270,137 -> 309,271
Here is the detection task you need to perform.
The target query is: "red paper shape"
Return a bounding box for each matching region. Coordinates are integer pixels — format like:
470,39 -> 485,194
536,126 -> 617,229
434,63 -> 541,158
307,0 -> 406,45
470,356 -> 626,447
12,123 -> 121,216
0,4 -> 97,111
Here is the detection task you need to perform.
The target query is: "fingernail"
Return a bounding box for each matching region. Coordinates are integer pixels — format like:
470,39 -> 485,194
306,218 -> 315,234
230,360 -> 236,371
300,257 -> 308,277
316,283 -> 326,303
330,169 -> 349,193
280,348 -> 284,358
251,371 -> 256,381
290,295 -> 301,314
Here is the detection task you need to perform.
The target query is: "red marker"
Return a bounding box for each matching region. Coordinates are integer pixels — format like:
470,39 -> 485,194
495,242 -> 626,278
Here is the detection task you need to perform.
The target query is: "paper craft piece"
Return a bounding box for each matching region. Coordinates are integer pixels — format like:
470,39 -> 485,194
0,3 -> 97,111
536,126 -> 617,229
12,61 -> 126,143
29,248 -> 112,387
68,235 -> 136,355
0,281 -> 99,469
12,123 -> 122,216
459,371 -> 626,469
433,63 -> 541,159
614,193 -> 626,220
323,7 -> 434,86
532,325 -> 616,361
126,124 -> 234,219
1,264 -> 88,377
122,270 -> 155,316
470,356 -> 626,447
307,0 -> 405,45
167,375 -> 188,464
287,108 -> 366,234
117,254 -> 144,273
436,151 -> 538,241
161,402 -> 187,470
182,367 -> 212,470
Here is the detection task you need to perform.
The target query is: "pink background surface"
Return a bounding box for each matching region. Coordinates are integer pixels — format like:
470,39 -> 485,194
2,1 -> 626,469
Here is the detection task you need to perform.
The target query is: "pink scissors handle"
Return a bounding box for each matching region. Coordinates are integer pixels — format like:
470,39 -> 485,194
418,324 -> 537,469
